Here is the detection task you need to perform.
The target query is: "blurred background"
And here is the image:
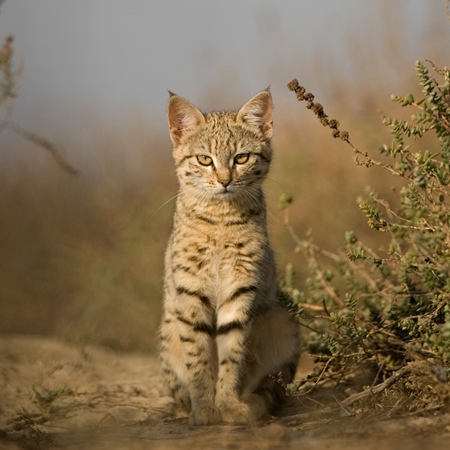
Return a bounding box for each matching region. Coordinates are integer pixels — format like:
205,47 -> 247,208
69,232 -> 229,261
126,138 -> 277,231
0,1 -> 449,352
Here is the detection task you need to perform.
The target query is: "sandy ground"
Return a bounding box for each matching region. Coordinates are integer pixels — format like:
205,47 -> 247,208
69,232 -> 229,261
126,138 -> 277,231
1,335 -> 450,450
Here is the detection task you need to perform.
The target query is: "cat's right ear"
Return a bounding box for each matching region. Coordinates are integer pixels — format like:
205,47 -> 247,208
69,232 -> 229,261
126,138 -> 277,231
167,93 -> 205,146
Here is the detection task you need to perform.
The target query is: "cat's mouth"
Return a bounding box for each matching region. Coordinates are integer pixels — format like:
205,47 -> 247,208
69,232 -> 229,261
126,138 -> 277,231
219,186 -> 234,195
205,184 -> 238,198
212,187 -> 235,198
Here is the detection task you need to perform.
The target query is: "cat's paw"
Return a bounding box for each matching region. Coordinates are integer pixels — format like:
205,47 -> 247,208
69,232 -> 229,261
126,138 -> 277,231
218,396 -> 267,424
189,405 -> 221,426
246,393 -> 269,419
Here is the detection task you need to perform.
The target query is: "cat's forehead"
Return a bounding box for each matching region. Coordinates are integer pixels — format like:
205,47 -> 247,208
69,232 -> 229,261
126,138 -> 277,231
201,111 -> 259,140
204,110 -> 238,125
194,111 -> 260,147
175,105 -> 270,156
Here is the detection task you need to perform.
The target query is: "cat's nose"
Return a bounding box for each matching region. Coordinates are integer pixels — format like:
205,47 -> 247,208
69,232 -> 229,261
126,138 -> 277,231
217,169 -> 231,188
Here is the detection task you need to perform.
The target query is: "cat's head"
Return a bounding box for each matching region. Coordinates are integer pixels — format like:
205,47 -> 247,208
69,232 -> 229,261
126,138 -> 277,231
167,90 -> 273,201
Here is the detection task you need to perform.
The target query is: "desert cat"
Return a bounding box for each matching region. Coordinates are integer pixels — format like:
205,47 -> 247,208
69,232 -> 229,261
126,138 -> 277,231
159,90 -> 300,426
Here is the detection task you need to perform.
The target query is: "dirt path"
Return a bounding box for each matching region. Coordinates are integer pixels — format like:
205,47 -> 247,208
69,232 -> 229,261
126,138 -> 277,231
1,335 -> 449,449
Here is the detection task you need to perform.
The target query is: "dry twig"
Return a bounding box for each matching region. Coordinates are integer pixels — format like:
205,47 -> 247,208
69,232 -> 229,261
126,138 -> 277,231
277,365 -> 412,424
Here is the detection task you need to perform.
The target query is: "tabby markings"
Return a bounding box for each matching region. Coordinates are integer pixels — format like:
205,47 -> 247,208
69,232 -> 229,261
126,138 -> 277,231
176,286 -> 211,307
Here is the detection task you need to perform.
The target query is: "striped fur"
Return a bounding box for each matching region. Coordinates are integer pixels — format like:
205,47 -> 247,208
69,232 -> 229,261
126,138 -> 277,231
159,90 -> 300,426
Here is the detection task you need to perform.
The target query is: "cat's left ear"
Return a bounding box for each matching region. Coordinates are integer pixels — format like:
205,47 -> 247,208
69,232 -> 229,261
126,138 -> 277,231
237,90 -> 273,139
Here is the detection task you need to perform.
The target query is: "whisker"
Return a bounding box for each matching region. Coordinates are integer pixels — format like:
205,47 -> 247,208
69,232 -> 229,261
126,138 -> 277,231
264,177 -> 291,194
151,193 -> 179,219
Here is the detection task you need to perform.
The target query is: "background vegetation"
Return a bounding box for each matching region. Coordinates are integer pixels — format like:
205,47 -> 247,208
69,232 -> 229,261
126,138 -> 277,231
283,61 -> 450,415
0,3 -> 449,372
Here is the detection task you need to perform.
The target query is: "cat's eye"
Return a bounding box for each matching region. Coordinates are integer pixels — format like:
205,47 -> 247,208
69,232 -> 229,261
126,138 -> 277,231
197,155 -> 213,166
234,153 -> 249,164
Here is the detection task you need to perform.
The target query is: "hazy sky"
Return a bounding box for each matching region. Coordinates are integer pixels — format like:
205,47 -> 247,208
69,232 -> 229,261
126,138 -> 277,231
0,1 -> 449,137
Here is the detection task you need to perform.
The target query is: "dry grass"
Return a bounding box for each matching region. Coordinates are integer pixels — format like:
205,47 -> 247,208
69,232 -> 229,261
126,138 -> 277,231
0,123 -> 174,352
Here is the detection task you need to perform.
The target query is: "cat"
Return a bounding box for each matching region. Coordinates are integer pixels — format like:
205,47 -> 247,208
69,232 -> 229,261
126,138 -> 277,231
159,89 -> 300,426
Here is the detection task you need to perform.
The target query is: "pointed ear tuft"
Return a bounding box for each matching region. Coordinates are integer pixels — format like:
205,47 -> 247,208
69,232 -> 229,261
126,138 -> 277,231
167,95 -> 205,146
237,91 -> 273,139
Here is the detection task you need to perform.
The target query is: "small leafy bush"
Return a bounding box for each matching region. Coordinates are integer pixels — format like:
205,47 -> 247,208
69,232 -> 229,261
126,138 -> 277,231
286,61 -> 450,413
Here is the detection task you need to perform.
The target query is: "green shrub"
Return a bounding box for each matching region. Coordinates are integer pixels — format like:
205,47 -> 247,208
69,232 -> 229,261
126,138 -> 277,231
286,61 -> 450,412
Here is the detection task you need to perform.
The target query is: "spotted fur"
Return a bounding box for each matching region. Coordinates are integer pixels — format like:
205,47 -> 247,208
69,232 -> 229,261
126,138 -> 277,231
159,90 -> 300,426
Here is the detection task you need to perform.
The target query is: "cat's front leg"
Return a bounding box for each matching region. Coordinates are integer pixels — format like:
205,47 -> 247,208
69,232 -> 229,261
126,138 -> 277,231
215,288 -> 267,423
172,295 -> 221,426
215,331 -> 267,423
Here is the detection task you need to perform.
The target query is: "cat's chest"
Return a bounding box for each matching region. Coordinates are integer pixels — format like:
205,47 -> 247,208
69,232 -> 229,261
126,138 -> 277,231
168,216 -> 269,309
174,222 -> 265,276
171,200 -> 267,288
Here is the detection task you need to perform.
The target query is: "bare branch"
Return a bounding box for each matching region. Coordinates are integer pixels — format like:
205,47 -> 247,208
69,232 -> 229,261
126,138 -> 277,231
8,123 -> 79,176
